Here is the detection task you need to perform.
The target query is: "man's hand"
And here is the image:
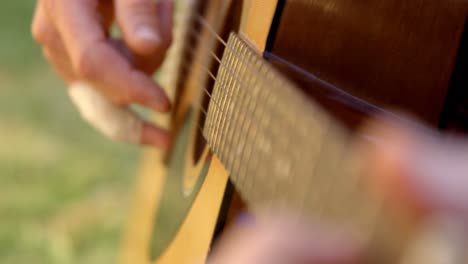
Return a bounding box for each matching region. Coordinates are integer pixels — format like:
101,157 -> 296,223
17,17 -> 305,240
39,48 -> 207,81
209,118 -> 468,263
361,118 -> 468,220
32,0 -> 174,149
208,215 -> 362,264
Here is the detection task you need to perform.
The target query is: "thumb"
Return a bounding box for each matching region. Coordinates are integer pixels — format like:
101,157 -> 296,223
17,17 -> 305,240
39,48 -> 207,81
116,0 -> 162,55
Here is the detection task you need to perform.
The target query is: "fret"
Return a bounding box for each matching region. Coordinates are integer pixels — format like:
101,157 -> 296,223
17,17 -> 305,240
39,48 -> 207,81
235,42 -> 259,184
249,95 -> 274,205
213,46 -> 235,157
230,46 -> 256,182
236,63 -> 266,190
203,33 -> 409,262
221,43 -> 244,165
216,44 -> 236,155
223,41 -> 249,172
270,80 -> 302,208
240,61 -> 273,205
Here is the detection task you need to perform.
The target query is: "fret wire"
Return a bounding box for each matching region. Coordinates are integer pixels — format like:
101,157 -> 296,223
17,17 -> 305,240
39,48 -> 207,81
187,11 -> 353,191
218,40 -> 244,166
183,69 -> 308,178
237,61 -> 275,199
235,59 -> 269,191
181,33 -> 286,121
218,55 -> 236,169
249,65 -> 278,205
183,45 -> 302,130
237,67 -> 263,188
216,46 -> 233,160
220,45 -> 242,165
187,15 -> 374,212
180,41 -> 314,160
207,27 -> 231,156
229,45 -> 257,182
184,13 -> 395,252
193,28 -> 230,159
235,47 -> 267,187
182,26 -> 309,142
222,38 -> 249,174
211,46 -> 231,157
274,81 -> 307,210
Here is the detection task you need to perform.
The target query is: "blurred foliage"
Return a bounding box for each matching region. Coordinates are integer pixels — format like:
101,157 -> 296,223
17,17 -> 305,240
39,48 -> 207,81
0,2 -> 140,263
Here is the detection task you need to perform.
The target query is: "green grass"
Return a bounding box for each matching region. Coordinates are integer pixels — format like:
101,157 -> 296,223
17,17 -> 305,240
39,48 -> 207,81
0,2 -> 140,263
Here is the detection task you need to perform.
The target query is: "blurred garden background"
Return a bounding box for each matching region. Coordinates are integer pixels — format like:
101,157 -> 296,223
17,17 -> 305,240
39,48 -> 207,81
0,1 -> 141,263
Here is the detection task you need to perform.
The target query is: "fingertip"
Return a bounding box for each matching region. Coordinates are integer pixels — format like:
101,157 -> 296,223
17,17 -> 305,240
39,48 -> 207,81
129,72 -> 172,112
156,97 -> 172,112
132,25 -> 163,55
150,83 -> 172,112
146,92 -> 171,113
141,123 -> 172,150
358,117 -> 434,217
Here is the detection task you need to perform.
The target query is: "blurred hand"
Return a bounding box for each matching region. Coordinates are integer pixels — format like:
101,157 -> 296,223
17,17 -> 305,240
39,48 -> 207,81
32,0 -> 174,149
209,117 -> 468,264
208,215 -> 362,264
361,118 -> 468,221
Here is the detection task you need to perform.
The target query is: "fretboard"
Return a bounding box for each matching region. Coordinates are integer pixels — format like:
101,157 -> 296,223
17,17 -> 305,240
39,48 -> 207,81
203,33 -> 411,263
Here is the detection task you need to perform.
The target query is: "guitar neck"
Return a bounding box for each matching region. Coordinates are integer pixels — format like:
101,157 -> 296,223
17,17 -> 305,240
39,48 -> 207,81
203,33 -> 411,262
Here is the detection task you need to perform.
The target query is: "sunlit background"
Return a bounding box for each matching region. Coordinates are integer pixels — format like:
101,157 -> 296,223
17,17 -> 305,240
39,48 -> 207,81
0,2 -> 141,263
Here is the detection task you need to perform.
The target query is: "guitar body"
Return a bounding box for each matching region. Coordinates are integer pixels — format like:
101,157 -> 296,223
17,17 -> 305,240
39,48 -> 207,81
121,1 -> 468,263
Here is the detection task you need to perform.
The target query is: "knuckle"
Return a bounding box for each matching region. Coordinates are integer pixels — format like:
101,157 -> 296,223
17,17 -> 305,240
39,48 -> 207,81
74,49 -> 98,80
31,22 -> 52,45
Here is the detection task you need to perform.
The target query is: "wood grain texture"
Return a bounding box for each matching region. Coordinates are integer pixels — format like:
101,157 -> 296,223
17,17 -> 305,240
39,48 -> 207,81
270,0 -> 468,126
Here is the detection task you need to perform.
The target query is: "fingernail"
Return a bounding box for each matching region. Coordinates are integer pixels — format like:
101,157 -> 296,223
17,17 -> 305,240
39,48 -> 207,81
136,25 -> 161,44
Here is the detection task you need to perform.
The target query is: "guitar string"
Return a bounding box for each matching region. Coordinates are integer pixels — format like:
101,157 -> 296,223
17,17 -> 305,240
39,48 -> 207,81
179,13 -> 356,189
178,12 -> 347,194
168,13 -> 309,190
178,10 -> 397,248
178,30 -> 302,159
167,19 -> 278,138
176,14 -> 307,125
158,8 -> 382,245
177,15 -> 351,218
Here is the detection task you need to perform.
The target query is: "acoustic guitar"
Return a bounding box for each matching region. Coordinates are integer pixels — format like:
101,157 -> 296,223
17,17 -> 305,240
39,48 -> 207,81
120,0 -> 468,263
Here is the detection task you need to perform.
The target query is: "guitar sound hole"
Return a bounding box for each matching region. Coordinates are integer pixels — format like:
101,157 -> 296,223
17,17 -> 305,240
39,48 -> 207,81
192,93 -> 210,164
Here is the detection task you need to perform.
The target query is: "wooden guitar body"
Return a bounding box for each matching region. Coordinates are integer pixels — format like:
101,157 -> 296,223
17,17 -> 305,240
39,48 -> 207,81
121,1 -> 468,263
